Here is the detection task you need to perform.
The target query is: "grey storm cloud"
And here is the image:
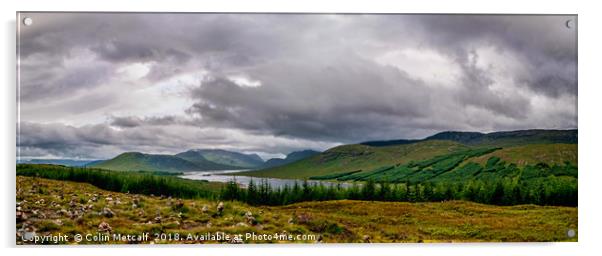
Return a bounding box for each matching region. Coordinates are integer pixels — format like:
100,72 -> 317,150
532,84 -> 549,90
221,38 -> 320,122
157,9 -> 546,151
17,13 -> 577,159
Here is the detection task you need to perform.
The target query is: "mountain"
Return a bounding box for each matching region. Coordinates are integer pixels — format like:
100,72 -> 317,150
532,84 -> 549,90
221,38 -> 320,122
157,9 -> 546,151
90,152 -> 235,172
239,129 -> 577,179
261,150 -> 321,169
425,129 -> 578,146
176,149 -> 264,169
237,140 -> 468,178
361,129 -> 577,147
17,159 -> 99,167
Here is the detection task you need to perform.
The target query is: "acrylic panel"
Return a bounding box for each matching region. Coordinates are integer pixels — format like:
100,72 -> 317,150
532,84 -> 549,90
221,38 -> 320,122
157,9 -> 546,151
16,12 -> 577,244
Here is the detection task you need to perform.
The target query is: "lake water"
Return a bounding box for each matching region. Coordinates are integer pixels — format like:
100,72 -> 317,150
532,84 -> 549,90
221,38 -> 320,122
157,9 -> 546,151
180,169 -> 355,189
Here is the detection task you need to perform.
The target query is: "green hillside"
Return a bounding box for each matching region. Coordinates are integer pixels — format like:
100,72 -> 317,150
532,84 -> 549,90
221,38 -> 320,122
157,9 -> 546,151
91,152 -> 233,172
240,129 -> 577,179
237,140 -> 469,178
176,149 -> 264,168
314,144 -> 577,185
467,143 -> 577,167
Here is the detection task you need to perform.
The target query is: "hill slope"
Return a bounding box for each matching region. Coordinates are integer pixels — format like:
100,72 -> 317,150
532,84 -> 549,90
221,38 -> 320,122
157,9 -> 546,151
238,140 -> 469,178
313,144 -> 577,186
91,152 -> 234,172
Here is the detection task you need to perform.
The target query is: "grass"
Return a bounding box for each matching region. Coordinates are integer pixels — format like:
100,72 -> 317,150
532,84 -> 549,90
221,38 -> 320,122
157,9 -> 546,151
16,176 -> 577,244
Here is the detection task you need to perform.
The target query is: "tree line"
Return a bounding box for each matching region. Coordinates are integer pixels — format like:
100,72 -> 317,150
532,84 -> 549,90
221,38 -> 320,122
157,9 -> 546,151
221,176 -> 577,206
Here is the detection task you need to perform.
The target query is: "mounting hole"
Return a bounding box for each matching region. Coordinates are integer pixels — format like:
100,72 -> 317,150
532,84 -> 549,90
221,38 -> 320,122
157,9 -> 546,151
565,19 -> 574,29
23,17 -> 33,26
567,229 -> 576,238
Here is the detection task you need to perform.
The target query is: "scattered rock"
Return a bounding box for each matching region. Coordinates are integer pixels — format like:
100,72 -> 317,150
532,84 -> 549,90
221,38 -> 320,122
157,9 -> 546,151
235,222 -> 248,227
154,216 -> 162,223
101,207 -> 115,218
201,205 -> 209,213
98,221 -> 112,232
59,209 -> 71,218
244,211 -> 257,225
216,202 -> 224,215
362,235 -> 371,243
296,213 -> 311,224
206,222 -> 212,228
16,211 -> 27,222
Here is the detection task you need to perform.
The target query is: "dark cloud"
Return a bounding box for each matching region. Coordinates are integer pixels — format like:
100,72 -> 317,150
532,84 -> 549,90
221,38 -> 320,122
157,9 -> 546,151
17,13 -> 577,159
109,115 -> 180,128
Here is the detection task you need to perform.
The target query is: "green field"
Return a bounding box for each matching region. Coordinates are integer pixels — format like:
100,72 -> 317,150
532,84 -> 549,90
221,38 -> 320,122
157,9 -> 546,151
16,176 -> 577,244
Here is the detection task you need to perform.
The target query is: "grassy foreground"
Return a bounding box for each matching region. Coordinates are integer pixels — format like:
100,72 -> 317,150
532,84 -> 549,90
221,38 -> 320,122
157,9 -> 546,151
16,176 -> 577,244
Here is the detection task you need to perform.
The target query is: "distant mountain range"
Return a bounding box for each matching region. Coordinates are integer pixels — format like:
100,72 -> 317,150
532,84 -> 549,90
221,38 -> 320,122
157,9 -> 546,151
16,159 -> 101,167
261,150 -> 321,169
176,149 -> 264,168
18,129 -> 577,175
361,129 -> 577,147
85,149 -> 321,173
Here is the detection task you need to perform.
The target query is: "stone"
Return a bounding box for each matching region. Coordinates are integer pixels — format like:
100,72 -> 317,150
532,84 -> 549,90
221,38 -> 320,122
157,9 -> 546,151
101,207 -> 115,218
362,235 -> 371,243
216,202 -> 224,214
296,213 -> 311,224
201,205 -> 209,213
98,221 -> 112,232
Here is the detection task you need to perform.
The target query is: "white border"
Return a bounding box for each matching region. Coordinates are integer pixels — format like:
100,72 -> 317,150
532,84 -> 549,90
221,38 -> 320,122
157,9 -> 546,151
2,0 -> 600,255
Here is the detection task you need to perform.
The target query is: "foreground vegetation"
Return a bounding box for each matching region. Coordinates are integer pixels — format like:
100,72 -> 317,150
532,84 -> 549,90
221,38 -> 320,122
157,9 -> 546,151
16,176 -> 577,244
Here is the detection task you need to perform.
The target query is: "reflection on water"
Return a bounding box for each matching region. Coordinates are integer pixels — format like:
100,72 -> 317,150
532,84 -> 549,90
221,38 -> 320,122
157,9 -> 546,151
180,169 -> 354,189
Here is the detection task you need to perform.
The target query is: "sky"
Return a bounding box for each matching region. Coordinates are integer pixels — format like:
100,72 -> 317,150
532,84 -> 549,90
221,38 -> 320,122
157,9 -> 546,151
17,13 -> 577,160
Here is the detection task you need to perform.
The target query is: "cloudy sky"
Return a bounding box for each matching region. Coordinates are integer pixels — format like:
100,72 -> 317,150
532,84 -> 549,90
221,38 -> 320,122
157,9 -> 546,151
17,13 -> 577,160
